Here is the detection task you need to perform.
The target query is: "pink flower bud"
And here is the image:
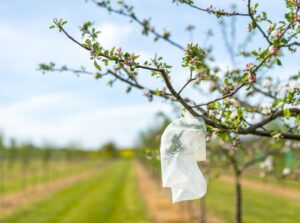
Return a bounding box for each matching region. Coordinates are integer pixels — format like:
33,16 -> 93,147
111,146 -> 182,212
248,74 -> 256,84
267,25 -> 273,32
246,63 -> 255,71
189,58 -> 196,65
269,46 -> 278,55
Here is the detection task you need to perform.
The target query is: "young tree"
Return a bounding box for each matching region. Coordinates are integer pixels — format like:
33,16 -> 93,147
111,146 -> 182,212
40,1 -> 300,222
20,143 -> 32,191
100,141 -> 119,158
0,134 -> 5,199
207,137 -> 284,223
42,146 -> 53,185
8,138 -> 18,169
138,112 -> 170,178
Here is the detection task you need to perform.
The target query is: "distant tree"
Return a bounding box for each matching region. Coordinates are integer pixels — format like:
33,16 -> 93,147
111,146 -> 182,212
0,133 -> 4,150
20,143 -> 33,190
205,137 -> 283,223
137,112 -> 170,175
8,138 -> 18,168
42,146 -> 53,184
100,141 -> 119,158
0,134 -> 5,198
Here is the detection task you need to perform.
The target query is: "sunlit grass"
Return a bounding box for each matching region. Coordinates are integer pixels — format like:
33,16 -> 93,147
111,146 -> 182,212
1,160 -> 148,223
0,159 -> 102,195
206,178 -> 300,223
243,170 -> 300,191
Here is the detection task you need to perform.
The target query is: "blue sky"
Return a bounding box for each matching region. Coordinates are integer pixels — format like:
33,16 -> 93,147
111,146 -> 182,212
0,0 -> 299,148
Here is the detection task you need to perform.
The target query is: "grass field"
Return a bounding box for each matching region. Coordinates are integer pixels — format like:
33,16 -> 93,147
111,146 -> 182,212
0,160 -> 102,195
0,160 -> 148,223
206,177 -> 300,223
243,170 -> 300,191
1,159 -> 300,223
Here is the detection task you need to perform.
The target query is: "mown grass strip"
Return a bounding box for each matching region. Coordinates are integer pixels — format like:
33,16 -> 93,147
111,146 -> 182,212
243,171 -> 300,191
206,178 -> 300,223
1,160 -> 148,223
0,160 -> 102,195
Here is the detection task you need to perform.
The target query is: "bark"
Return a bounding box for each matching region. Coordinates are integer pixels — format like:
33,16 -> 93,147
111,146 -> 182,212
200,195 -> 206,223
235,173 -> 242,223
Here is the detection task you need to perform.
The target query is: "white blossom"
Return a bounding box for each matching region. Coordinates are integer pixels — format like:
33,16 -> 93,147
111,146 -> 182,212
230,111 -> 238,119
143,88 -> 151,95
261,103 -> 272,115
228,98 -> 239,107
260,156 -> 273,171
246,63 -> 255,71
209,110 -> 218,117
282,167 -> 291,176
260,172 -> 266,178
113,64 -> 121,70
288,81 -> 300,91
271,29 -> 282,39
262,79 -> 272,88
273,133 -> 282,140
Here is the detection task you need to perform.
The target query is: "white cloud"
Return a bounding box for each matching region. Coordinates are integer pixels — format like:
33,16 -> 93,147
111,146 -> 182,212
0,18 -> 168,148
0,93 -> 69,114
0,21 -> 90,76
0,93 -> 171,148
97,22 -> 134,48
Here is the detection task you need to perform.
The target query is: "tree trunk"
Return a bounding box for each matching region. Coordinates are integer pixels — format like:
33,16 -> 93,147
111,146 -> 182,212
200,196 -> 206,223
235,173 -> 242,223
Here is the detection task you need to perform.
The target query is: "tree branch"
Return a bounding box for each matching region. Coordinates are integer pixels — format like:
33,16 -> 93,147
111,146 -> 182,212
53,20 -> 167,74
93,0 -> 184,50
180,1 -> 248,17
178,77 -> 197,95
192,83 -> 245,107
247,0 -> 272,45
243,108 -> 300,133
51,21 -> 300,141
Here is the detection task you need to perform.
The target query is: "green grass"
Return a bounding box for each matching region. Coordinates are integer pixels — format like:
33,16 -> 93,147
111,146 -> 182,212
0,159 -> 102,195
243,170 -> 300,191
1,160 -> 148,223
5,159 -> 299,223
206,178 -> 300,223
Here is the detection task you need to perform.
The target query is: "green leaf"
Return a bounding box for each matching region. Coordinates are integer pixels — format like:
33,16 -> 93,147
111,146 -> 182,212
85,39 -> 91,45
103,59 -> 109,66
94,73 -> 102,79
93,61 -> 102,71
224,78 -> 230,87
110,47 -> 115,56
132,55 -> 140,60
276,59 -> 282,66
151,71 -> 158,76
109,55 -> 118,61
153,90 -> 161,96
92,43 -> 100,52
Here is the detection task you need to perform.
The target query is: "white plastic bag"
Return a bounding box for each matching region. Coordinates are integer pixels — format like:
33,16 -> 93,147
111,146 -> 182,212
160,114 -> 207,203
